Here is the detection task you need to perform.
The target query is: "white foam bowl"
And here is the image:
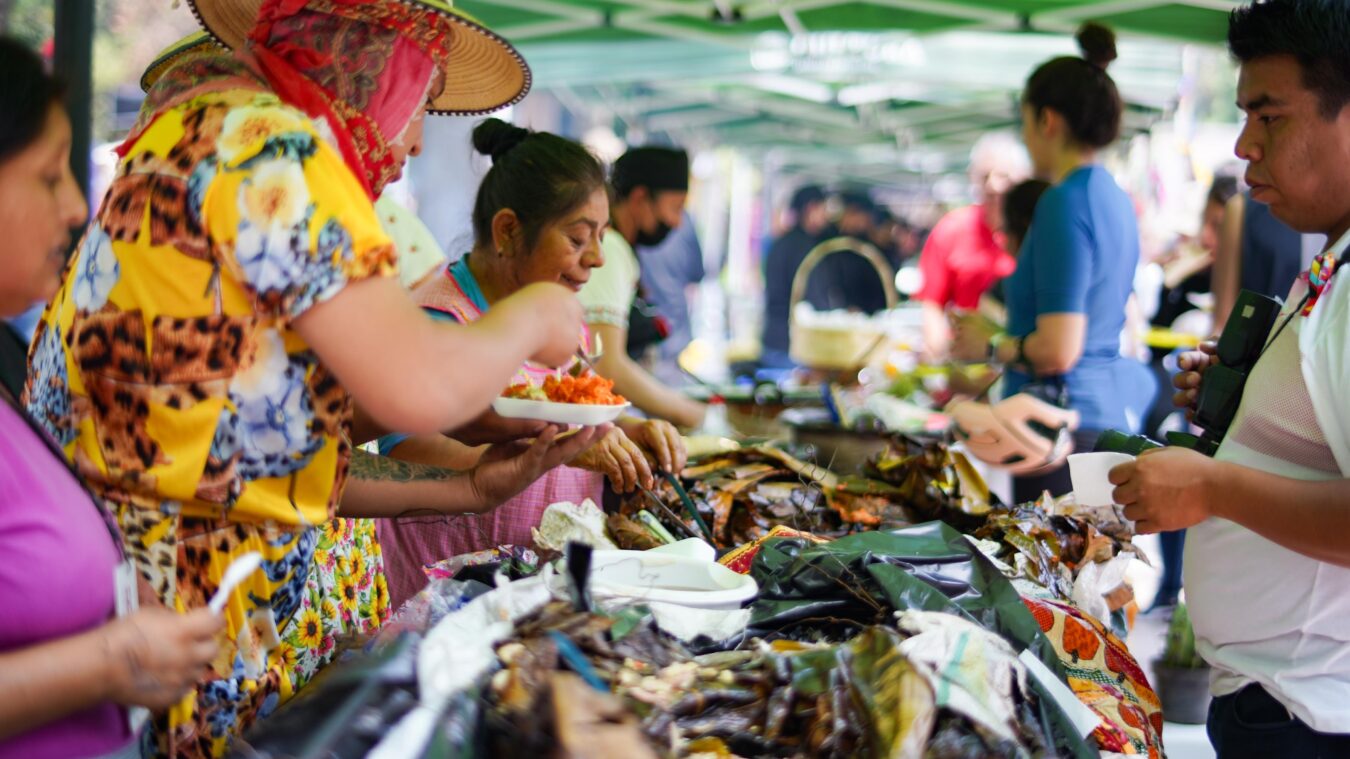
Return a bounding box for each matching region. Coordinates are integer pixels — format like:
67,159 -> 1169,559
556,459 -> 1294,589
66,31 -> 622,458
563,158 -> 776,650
492,397 -> 630,426
575,549 -> 759,611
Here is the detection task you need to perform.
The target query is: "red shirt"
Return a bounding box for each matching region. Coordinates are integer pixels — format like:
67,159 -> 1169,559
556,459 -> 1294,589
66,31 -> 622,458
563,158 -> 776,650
915,205 -> 1014,309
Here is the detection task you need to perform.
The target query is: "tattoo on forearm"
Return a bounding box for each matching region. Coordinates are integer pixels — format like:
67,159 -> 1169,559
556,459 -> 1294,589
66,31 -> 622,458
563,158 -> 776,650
349,449 -> 460,482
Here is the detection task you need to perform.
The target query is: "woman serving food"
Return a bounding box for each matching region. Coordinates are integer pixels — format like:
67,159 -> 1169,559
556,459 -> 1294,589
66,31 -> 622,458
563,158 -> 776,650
377,119 -> 687,607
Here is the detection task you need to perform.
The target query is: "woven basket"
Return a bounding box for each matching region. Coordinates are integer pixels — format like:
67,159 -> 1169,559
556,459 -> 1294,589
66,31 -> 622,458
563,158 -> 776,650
788,236 -> 898,370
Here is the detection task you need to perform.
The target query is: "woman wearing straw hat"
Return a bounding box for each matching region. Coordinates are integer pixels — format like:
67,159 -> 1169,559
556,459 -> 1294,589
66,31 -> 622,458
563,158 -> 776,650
140,32 -> 452,294
25,1 -> 603,755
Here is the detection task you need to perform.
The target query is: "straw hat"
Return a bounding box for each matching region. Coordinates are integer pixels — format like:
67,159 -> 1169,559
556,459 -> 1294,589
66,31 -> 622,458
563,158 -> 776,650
185,0 -> 531,115
139,31 -> 221,91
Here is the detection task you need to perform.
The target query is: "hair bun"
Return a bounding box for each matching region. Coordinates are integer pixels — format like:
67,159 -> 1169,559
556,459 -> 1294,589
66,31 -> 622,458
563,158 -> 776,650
472,118 -> 531,161
1076,22 -> 1118,69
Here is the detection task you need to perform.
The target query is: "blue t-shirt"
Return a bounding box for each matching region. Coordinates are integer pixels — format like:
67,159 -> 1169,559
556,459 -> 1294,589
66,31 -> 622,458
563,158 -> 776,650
1003,165 -> 1148,432
638,211 -> 705,362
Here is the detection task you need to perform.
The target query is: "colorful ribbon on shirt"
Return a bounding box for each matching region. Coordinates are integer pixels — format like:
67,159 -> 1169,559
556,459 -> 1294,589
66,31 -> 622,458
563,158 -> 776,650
1302,248 -> 1340,317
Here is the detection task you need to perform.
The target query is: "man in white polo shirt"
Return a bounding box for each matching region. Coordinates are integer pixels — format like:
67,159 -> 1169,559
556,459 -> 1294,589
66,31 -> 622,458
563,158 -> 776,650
579,146 -> 707,429
1107,1 -> 1350,755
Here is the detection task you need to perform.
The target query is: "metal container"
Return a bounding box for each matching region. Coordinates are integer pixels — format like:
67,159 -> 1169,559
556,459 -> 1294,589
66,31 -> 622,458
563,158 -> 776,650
782,408 -> 893,475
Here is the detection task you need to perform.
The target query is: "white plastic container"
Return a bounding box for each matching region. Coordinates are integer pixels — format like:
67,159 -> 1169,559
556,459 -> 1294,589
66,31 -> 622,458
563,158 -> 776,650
648,538 -> 717,563
1068,451 -> 1134,507
576,549 -> 758,611
699,396 -> 733,437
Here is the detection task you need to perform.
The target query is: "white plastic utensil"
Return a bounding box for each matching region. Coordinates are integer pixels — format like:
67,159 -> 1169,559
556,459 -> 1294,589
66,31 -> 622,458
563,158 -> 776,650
208,552 -> 264,614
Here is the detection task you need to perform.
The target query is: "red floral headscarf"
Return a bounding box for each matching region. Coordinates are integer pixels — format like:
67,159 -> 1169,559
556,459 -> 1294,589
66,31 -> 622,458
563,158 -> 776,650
127,0 -> 454,199
246,0 -> 452,197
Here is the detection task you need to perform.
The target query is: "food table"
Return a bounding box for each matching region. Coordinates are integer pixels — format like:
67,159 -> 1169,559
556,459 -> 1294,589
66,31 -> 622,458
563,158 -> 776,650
235,294 -> 1166,758
239,404 -> 1165,757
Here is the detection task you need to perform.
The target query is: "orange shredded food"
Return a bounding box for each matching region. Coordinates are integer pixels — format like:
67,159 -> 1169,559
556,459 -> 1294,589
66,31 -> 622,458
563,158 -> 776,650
504,373 -> 627,405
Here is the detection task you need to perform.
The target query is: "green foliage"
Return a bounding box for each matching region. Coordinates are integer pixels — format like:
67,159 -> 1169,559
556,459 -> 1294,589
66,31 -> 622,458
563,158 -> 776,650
0,0 -> 53,47
2,0 -> 199,143
1161,602 -> 1207,669
885,373 -> 920,401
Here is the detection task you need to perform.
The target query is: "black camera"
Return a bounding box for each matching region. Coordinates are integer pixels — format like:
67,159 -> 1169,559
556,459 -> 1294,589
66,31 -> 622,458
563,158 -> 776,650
1098,289 -> 1284,457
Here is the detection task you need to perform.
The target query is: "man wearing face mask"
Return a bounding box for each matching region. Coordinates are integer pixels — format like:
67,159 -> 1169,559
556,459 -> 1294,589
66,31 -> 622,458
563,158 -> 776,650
580,146 -> 708,429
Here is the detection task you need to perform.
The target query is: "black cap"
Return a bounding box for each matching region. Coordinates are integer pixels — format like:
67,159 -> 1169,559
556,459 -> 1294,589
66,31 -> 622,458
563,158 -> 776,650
840,189 -> 875,214
790,184 -> 826,214
613,146 -> 689,197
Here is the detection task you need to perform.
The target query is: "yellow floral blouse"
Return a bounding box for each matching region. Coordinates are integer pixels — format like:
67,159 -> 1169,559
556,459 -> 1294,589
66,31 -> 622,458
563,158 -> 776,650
26,89 -> 394,757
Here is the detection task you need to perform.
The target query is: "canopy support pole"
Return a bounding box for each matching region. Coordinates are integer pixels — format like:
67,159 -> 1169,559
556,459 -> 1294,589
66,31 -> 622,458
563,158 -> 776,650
53,0 -> 95,200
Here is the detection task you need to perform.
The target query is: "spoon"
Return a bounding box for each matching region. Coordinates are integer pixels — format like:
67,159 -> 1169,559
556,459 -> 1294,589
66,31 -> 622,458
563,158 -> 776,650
208,552 -> 264,614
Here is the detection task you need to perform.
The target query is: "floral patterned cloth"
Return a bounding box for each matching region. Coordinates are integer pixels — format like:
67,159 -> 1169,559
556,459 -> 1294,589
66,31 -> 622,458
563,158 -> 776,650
245,1 -> 440,198
25,88 -> 394,757
1022,596 -> 1164,757
130,1 -> 451,201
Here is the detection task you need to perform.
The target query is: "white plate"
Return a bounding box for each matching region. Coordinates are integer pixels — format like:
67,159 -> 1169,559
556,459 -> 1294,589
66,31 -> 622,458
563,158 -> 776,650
492,396 -> 630,426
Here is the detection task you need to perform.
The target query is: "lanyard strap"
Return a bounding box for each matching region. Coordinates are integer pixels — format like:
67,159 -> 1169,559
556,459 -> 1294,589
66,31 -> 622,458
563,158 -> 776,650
1260,240 -> 1350,357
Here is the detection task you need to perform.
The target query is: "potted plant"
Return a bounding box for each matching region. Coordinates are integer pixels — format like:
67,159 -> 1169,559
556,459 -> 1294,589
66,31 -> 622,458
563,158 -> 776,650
1152,602 -> 1211,724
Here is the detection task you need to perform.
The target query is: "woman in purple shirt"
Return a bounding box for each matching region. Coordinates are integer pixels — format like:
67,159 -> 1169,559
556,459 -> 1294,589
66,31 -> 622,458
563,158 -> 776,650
0,38 -> 221,759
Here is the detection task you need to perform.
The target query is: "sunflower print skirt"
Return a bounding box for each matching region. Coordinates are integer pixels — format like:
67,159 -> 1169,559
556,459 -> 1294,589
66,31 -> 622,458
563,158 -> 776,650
149,517 -> 390,758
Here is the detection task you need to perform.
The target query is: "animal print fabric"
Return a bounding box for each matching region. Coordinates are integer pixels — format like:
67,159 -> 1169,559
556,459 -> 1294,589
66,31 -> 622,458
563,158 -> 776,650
25,88 -> 395,757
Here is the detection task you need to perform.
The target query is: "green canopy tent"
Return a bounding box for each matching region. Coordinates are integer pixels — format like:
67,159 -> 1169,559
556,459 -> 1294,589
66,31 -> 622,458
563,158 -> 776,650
460,0 -> 1234,46
459,0 -> 1240,189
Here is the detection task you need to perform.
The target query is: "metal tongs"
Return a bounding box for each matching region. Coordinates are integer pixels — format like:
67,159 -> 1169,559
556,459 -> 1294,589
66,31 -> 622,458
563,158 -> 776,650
663,472 -> 714,544
633,471 -> 714,544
